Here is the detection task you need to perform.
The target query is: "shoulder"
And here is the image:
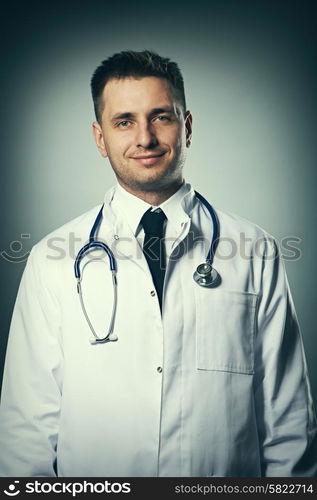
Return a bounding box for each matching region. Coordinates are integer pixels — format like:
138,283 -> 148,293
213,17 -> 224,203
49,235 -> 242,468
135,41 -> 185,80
214,207 -> 279,258
26,203 -> 104,277
43,202 -> 105,241
34,204 -> 102,249
215,207 -> 274,240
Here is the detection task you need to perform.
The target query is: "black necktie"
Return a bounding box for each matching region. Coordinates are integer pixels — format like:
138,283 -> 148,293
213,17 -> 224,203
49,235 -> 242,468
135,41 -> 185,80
140,208 -> 167,311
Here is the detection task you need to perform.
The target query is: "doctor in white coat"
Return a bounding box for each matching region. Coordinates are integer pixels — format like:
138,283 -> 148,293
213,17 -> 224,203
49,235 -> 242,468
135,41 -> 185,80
0,50 -> 316,477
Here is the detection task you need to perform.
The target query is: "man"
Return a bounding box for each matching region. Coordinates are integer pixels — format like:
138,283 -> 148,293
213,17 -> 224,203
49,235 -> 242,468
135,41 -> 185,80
0,50 -> 316,477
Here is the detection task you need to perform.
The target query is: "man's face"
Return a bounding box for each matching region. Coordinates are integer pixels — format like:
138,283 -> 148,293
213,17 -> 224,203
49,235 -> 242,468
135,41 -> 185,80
92,76 -> 192,194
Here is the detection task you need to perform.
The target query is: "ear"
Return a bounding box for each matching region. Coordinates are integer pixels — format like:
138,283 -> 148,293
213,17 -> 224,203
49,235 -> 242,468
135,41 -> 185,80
185,111 -> 193,148
92,121 -> 108,158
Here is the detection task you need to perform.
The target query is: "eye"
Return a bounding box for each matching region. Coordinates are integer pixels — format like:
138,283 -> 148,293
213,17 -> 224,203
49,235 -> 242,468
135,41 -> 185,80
117,120 -> 131,128
155,115 -> 169,122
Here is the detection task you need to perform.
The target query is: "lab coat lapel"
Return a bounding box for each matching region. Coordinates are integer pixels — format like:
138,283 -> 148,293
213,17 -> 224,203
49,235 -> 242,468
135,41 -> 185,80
100,189 -> 151,276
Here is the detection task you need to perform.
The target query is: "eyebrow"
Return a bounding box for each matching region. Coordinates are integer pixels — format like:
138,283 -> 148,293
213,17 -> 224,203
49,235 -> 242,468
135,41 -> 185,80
110,107 -> 175,123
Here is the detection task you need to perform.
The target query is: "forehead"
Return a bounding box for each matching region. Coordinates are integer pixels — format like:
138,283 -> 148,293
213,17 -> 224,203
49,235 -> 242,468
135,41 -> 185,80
101,76 -> 179,116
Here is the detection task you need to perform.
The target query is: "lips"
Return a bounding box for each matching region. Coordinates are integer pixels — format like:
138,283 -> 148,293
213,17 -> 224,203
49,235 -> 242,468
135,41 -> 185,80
130,152 -> 166,166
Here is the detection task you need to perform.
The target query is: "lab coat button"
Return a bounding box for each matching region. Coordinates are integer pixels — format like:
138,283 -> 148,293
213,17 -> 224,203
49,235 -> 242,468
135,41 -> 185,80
157,366 -> 162,373
150,290 -> 156,297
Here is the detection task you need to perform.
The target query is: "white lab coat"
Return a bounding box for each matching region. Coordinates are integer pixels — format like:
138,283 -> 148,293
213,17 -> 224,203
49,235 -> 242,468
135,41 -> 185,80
0,184 -> 316,477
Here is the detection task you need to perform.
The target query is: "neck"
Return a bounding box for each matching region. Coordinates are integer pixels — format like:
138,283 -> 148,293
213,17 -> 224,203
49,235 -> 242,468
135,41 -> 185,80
117,179 -> 184,206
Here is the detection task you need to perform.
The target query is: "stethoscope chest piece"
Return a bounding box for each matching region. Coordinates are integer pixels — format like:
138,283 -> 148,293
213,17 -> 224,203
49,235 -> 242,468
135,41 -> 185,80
193,262 -> 221,288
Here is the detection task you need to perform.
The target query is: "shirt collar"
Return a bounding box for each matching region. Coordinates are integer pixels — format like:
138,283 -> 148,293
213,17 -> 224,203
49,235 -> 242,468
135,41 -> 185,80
109,181 -> 195,236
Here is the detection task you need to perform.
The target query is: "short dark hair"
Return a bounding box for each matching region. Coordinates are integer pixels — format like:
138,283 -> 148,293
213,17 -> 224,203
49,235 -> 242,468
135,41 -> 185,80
91,50 -> 187,122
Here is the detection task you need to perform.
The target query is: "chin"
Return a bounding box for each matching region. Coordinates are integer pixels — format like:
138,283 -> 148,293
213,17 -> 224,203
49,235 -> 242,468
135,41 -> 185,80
132,171 -> 181,192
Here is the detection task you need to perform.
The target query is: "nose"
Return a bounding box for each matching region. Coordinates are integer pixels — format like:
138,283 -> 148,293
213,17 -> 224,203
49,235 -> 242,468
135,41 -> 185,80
135,121 -> 158,149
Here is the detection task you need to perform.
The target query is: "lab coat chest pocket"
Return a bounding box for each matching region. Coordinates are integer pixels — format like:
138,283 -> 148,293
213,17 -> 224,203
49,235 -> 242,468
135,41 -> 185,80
195,289 -> 258,374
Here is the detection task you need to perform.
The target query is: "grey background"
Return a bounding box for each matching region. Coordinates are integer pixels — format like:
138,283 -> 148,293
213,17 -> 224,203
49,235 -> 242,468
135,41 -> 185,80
1,1 -> 316,406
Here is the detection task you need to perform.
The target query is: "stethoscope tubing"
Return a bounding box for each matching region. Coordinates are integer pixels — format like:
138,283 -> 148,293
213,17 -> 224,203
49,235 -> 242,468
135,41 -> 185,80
74,240 -> 116,278
194,191 -> 220,264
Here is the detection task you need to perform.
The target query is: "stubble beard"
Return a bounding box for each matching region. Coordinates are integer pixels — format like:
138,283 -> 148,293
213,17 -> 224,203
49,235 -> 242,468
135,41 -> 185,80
110,149 -> 187,194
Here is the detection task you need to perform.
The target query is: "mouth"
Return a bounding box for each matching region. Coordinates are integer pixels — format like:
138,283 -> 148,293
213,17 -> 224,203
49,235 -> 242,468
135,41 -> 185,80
130,152 -> 166,166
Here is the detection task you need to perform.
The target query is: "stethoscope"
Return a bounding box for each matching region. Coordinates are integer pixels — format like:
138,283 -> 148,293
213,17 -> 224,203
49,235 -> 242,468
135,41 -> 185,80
74,191 -> 220,345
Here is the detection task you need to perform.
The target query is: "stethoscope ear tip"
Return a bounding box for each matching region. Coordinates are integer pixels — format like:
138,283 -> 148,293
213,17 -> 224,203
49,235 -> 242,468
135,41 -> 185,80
90,337 -> 99,345
109,333 -> 118,341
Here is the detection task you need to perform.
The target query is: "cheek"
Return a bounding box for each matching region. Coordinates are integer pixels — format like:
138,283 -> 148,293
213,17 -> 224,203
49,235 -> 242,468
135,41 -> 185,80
169,132 -> 184,153
105,133 -> 129,157
163,125 -> 184,149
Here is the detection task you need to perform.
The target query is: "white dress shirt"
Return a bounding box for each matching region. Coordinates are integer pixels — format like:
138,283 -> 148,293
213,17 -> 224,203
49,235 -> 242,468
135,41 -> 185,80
112,181 -> 191,259
0,182 -> 316,477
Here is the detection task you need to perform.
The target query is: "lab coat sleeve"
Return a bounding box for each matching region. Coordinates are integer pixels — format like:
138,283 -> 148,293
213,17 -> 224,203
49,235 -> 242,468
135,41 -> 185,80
253,238 -> 317,476
0,245 -> 63,476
